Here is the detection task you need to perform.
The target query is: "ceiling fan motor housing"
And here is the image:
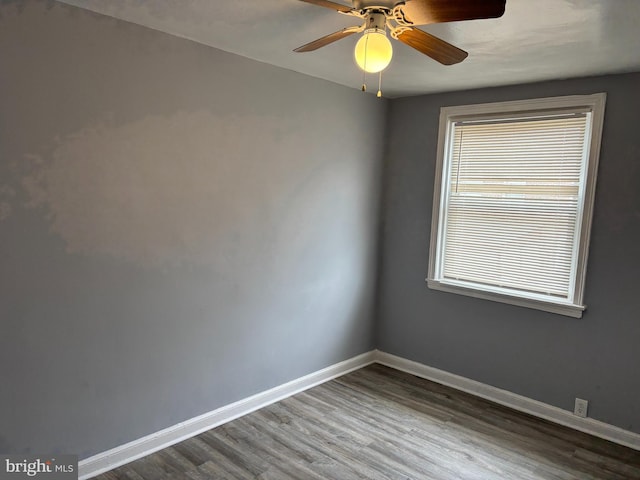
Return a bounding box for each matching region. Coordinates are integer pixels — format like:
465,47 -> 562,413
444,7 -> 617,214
364,12 -> 388,32
352,0 -> 400,10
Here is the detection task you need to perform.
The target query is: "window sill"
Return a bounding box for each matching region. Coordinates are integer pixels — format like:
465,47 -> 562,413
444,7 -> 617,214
426,279 -> 585,318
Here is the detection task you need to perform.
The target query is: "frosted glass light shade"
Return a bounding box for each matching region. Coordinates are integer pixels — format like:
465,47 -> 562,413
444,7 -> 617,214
354,31 -> 393,73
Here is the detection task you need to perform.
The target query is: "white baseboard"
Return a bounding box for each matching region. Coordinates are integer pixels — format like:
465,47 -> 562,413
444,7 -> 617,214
374,350 -> 640,451
78,350 -> 377,479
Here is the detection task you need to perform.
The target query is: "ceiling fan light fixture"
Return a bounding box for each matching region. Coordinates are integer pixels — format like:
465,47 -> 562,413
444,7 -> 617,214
354,29 -> 393,74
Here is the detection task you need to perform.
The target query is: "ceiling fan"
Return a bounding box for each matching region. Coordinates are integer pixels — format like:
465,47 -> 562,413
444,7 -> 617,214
294,0 -> 506,93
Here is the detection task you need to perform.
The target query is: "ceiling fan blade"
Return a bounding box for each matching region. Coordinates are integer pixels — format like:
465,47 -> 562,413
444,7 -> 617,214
297,0 -> 354,13
294,27 -> 360,52
396,28 -> 468,65
400,0 -> 505,25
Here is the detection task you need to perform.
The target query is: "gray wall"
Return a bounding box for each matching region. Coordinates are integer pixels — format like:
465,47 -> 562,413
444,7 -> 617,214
377,72 -> 640,434
0,1 -> 387,457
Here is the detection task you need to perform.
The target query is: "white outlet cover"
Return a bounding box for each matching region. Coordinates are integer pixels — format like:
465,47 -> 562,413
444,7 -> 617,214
574,398 -> 589,418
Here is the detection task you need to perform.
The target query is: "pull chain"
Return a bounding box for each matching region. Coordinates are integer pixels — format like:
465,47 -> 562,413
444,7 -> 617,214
361,33 -> 369,92
377,71 -> 383,98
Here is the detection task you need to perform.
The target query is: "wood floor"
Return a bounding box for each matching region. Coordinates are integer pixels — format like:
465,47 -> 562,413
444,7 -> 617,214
95,364 -> 640,480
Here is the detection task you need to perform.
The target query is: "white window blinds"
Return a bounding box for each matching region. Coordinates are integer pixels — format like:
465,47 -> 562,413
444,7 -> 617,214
428,94 -> 606,317
441,114 -> 589,299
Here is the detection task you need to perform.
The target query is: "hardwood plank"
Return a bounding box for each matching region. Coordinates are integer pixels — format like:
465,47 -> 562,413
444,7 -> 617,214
153,447 -> 197,473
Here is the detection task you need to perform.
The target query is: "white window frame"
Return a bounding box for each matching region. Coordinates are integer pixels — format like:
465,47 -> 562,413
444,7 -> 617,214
427,94 -> 606,318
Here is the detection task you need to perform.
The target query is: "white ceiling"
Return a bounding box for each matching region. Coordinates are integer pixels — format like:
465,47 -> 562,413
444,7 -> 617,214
58,0 -> 640,98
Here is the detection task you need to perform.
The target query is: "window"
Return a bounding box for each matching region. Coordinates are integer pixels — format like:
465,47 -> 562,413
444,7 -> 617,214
428,94 -> 606,318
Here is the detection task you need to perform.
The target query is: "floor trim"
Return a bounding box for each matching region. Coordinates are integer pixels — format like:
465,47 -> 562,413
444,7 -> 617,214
78,351 -> 377,479
375,350 -> 640,451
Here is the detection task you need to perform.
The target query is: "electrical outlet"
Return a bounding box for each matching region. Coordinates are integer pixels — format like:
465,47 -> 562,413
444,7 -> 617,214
574,398 -> 588,418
